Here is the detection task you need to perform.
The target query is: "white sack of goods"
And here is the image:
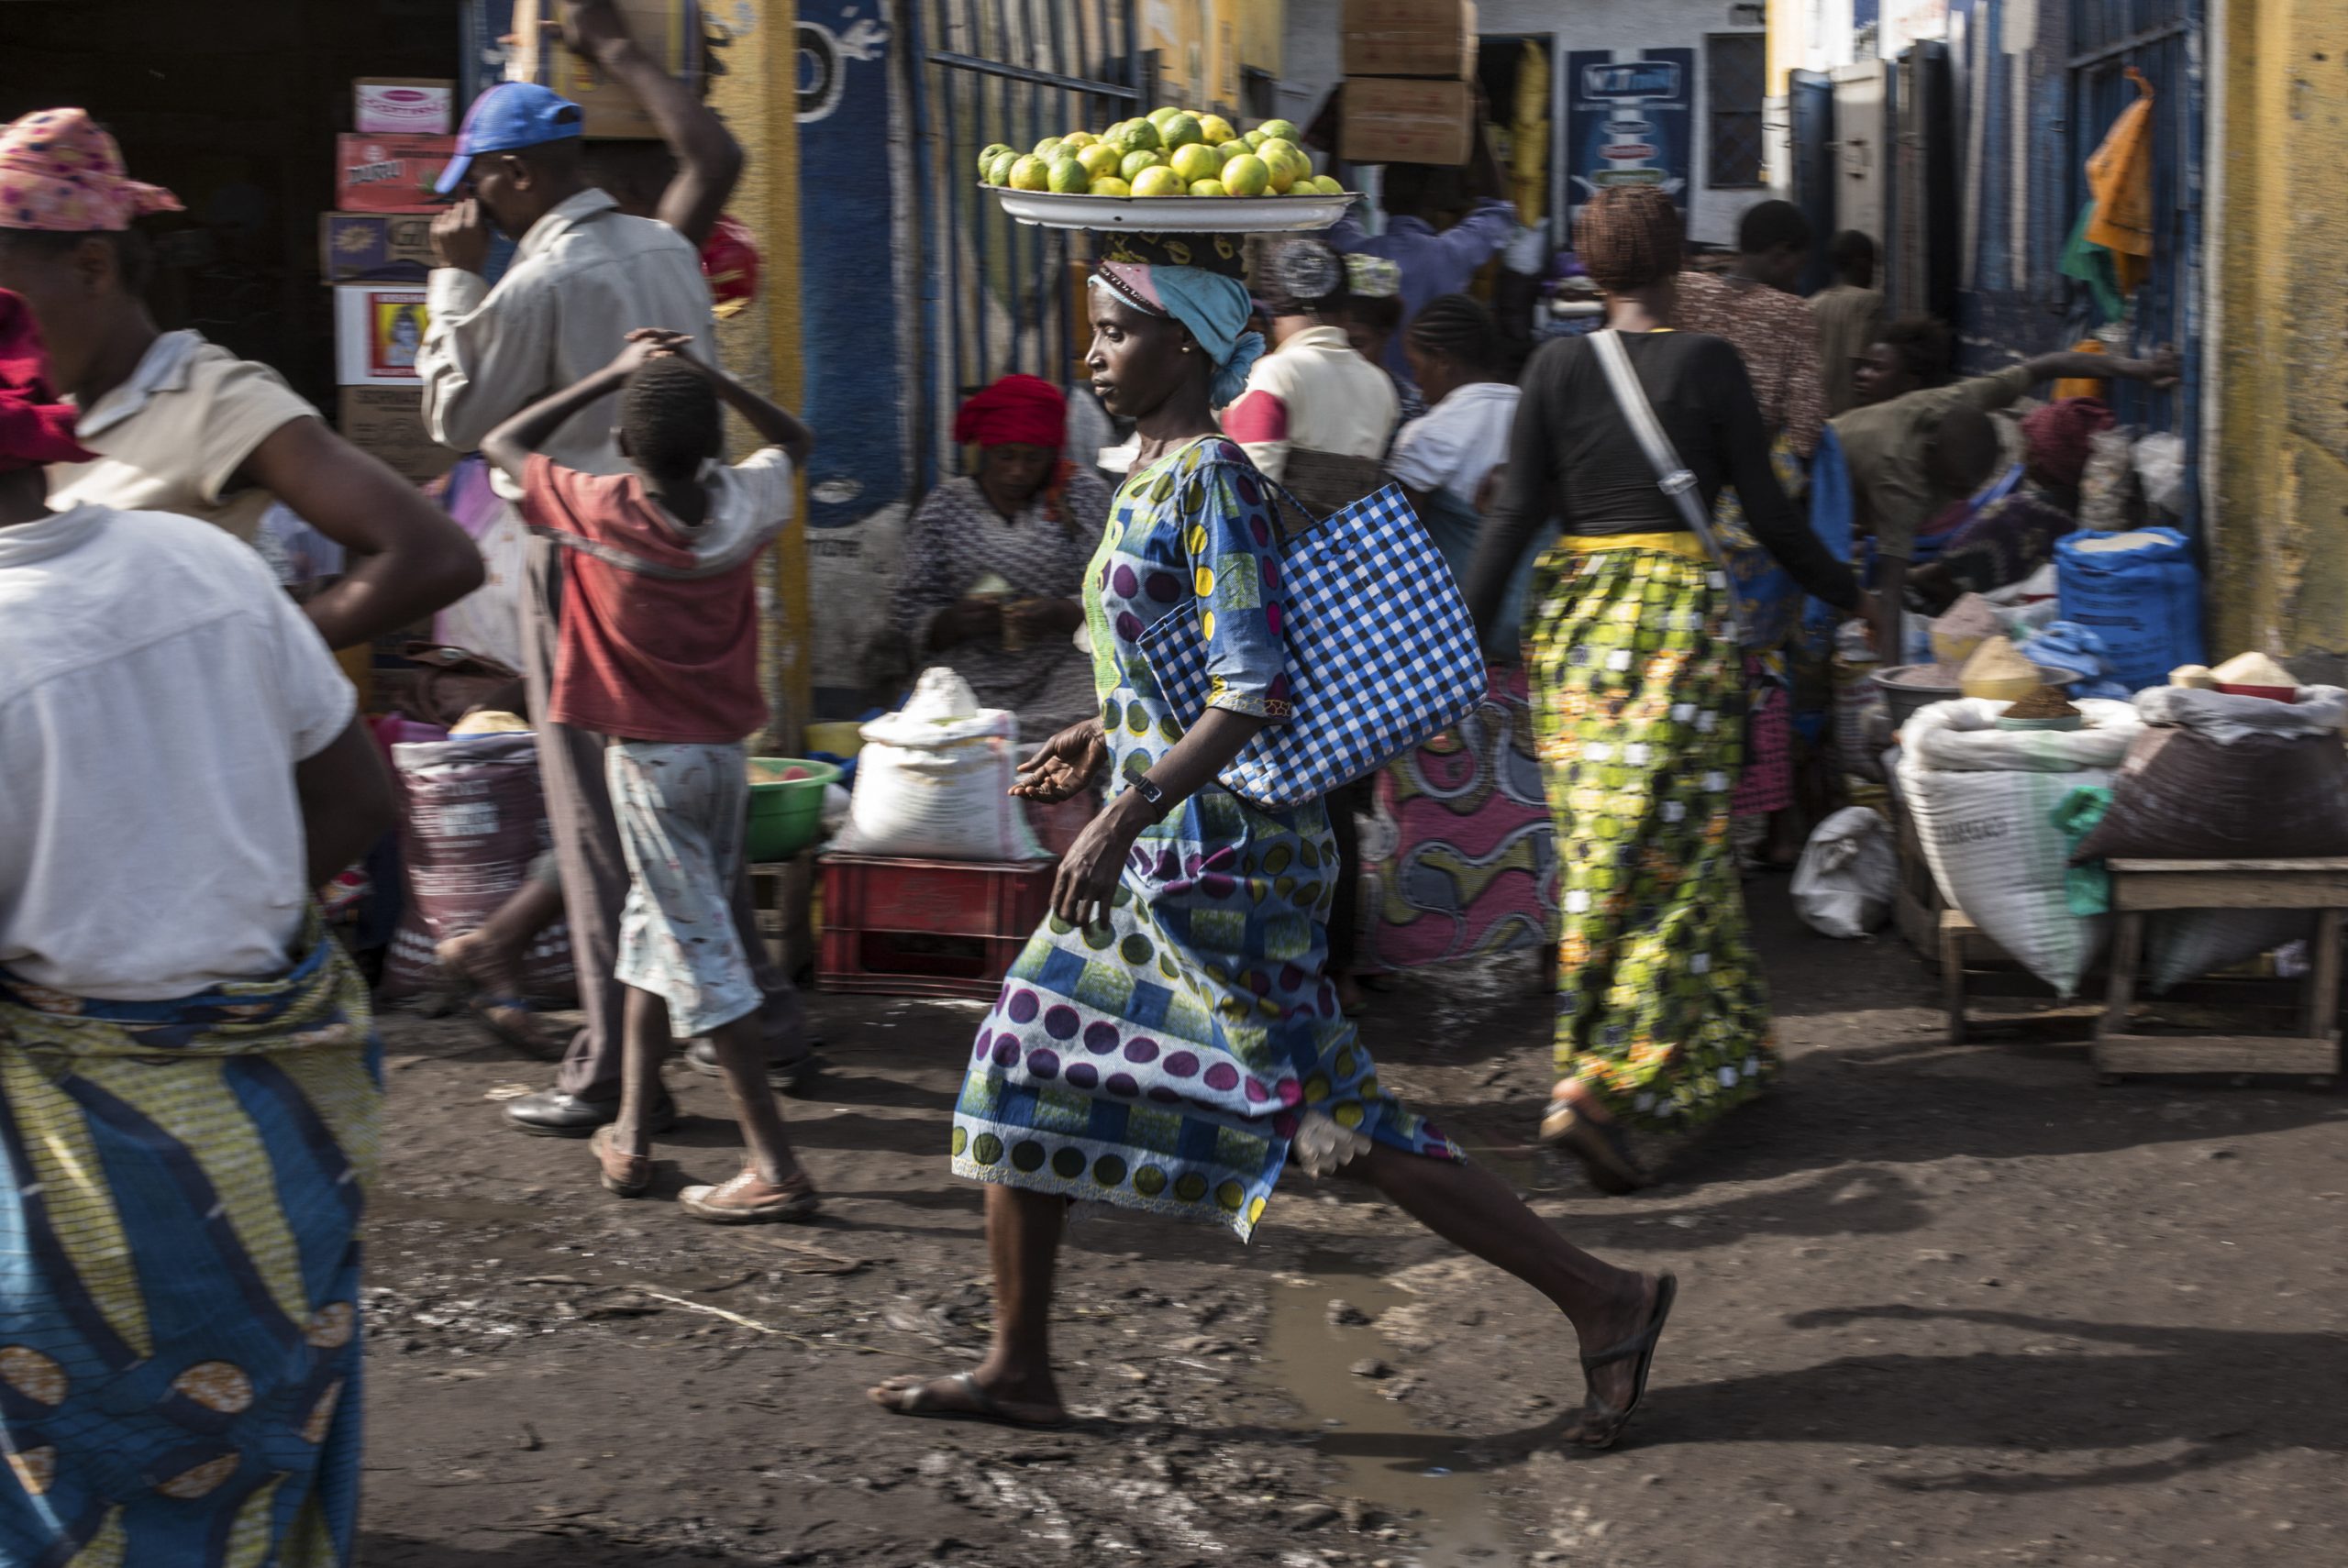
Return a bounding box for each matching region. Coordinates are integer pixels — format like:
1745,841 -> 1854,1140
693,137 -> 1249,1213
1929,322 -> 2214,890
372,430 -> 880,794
1791,806 -> 1899,939
1897,697 -> 2144,996
831,668 -> 1047,862
2073,672 -> 2348,991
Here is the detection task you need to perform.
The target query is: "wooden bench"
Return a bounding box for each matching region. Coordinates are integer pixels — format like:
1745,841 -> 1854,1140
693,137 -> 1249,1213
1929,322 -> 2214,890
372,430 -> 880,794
2096,858 -> 2347,1085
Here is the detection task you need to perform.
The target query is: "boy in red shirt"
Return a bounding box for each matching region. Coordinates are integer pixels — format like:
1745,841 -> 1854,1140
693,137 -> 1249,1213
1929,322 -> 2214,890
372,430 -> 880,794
483,328 -> 817,1221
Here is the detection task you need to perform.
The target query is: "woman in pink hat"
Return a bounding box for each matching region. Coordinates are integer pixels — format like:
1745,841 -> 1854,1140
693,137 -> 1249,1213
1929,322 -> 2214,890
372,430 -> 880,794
0,107 -> 481,650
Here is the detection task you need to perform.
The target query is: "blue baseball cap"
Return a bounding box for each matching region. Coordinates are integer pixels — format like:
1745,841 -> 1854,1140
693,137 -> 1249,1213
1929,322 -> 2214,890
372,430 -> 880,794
435,83 -> 584,194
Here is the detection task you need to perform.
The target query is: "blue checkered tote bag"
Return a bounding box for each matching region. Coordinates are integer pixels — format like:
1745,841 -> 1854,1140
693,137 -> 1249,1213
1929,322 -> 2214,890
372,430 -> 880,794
1140,481 -> 1485,810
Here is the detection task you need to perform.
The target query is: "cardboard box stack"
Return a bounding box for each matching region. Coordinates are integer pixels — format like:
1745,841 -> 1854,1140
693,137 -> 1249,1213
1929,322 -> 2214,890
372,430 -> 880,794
327,86 -> 454,491
1339,0 -> 1479,166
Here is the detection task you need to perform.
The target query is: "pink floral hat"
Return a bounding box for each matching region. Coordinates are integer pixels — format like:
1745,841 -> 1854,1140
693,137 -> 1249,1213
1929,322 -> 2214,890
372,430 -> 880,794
0,108 -> 183,233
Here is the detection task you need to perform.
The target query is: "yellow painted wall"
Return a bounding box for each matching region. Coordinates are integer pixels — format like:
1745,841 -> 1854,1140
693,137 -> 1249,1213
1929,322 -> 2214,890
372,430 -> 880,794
710,0 -> 810,751
1239,0 -> 1283,80
2210,0 -> 2348,675
1142,1 -> 1208,106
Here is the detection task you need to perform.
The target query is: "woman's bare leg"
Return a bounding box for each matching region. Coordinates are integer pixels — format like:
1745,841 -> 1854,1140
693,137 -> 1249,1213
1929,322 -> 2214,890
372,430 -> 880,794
869,1184 -> 1065,1422
1355,1143 -> 1661,1416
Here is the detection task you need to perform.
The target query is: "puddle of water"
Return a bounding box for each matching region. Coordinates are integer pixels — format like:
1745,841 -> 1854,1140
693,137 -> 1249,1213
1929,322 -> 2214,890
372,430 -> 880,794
1265,1251 -> 1512,1567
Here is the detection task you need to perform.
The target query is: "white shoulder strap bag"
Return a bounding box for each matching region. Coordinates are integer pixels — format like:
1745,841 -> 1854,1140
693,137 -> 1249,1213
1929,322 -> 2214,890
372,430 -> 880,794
1587,327 -> 1752,648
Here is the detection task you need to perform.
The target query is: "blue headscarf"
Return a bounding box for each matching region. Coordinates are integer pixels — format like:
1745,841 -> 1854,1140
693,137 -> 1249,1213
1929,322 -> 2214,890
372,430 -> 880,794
1093,260 -> 1267,408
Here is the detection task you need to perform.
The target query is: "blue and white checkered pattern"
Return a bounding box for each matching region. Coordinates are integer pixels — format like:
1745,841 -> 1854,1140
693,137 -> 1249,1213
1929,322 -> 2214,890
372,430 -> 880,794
1142,482 -> 1485,810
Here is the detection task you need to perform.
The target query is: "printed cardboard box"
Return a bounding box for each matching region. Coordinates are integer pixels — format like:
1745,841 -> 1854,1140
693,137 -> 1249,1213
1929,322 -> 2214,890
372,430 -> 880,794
321,214 -> 437,283
339,387 -> 457,489
357,78 -> 455,135
336,134 -> 456,214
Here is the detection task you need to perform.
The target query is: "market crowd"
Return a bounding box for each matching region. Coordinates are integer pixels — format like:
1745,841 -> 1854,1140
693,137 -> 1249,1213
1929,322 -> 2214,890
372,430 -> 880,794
0,8 -> 2188,1563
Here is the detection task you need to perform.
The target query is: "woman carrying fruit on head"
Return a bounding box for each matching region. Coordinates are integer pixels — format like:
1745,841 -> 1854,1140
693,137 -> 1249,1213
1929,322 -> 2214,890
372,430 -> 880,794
892,374 -> 1113,854
869,234 -> 1674,1452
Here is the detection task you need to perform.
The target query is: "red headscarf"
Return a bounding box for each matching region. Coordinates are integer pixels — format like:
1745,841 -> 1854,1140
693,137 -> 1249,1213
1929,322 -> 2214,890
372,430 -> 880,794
0,289 -> 94,473
953,374 -> 1066,451
2020,397 -> 2115,492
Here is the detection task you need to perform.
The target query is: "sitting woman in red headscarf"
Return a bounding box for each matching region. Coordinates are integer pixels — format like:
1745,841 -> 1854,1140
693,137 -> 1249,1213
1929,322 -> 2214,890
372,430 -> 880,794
892,375 -> 1114,849
1910,396 -> 2116,613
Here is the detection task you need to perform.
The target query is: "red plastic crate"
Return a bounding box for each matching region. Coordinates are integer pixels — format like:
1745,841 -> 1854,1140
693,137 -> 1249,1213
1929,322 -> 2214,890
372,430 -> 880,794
816,854 -> 1054,999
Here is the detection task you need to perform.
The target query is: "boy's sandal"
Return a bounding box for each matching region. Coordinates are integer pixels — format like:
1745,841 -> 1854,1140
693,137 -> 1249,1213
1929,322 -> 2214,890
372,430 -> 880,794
590,1125 -> 655,1198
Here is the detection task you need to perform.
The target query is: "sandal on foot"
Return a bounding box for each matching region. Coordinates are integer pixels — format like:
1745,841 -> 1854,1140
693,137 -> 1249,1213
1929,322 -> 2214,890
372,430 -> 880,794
590,1125 -> 654,1198
1540,1098 -> 1650,1195
678,1168 -> 819,1225
436,939 -> 561,1061
870,1371 -> 1069,1430
1569,1274 -> 1678,1450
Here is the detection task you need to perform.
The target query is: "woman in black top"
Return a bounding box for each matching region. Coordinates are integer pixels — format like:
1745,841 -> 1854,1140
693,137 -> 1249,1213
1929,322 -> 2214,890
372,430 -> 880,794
1462,185 -> 1869,1194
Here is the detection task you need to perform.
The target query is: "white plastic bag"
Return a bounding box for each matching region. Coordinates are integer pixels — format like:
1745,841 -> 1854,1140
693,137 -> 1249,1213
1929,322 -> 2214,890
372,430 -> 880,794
1791,807 -> 1899,939
830,668 -> 1047,862
1897,697 -> 2143,997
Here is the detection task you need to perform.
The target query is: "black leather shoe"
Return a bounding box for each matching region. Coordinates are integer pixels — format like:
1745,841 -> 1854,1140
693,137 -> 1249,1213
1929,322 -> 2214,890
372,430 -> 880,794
503,1088 -> 678,1139
685,1037 -> 820,1093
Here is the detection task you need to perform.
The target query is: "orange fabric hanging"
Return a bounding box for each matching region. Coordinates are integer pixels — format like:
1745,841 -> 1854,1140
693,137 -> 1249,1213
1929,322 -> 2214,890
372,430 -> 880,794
2084,68 -> 2155,293
2053,338 -> 2109,402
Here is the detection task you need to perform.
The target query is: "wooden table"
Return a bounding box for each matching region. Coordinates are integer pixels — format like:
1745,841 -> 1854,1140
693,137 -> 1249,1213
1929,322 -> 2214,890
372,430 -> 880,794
2096,858 -> 2348,1084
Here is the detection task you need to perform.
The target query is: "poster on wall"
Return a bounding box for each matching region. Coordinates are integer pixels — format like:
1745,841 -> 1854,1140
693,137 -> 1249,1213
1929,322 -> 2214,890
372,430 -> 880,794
1563,49 -> 1693,231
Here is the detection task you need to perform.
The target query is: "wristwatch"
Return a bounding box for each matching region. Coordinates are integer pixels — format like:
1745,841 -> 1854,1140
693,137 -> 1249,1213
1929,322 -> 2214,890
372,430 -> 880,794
1126,774 -> 1170,823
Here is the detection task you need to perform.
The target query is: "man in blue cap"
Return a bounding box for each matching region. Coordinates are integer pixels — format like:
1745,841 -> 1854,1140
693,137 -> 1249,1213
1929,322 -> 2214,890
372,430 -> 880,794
417,81 -> 818,1140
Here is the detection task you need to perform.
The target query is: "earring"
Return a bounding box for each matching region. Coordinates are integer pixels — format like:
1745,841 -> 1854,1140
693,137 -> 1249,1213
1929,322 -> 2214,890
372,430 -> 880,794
1180,345 -> 1191,353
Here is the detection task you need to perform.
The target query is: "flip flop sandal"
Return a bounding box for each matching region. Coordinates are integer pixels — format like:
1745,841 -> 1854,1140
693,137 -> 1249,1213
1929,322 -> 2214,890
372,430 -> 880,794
590,1126 -> 654,1198
1570,1273 -> 1678,1451
678,1169 -> 820,1225
1540,1098 -> 1650,1195
878,1371 -> 1070,1431
436,945 -> 562,1062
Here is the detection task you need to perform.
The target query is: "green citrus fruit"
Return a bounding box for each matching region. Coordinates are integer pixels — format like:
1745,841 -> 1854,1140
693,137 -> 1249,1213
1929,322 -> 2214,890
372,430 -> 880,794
1060,130 -> 1097,149
1113,120 -> 1161,157
1168,142 -> 1220,183
1243,128 -> 1267,149
1146,106 -> 1182,127
1008,155 -> 1050,193
1090,175 -> 1133,198
1120,149 -> 1165,182
986,151 -> 1020,186
1197,114 -> 1236,146
1310,175 -> 1346,196
1130,164 -> 1187,198
1047,156 -> 1091,194
978,143 -> 1014,178
1189,179 -> 1228,198
1033,137 -> 1064,160
1214,138 -> 1248,164
1160,113 -> 1203,150
1077,143 -> 1122,180
1258,118 -> 1301,144
1221,153 -> 1270,197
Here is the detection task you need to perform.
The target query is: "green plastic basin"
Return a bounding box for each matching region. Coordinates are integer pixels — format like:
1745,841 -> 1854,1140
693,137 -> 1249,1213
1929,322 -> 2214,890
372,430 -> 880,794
746,756 -> 839,863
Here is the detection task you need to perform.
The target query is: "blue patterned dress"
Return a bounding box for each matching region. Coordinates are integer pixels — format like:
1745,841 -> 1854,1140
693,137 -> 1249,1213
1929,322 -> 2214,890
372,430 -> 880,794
948,437 -> 1459,1240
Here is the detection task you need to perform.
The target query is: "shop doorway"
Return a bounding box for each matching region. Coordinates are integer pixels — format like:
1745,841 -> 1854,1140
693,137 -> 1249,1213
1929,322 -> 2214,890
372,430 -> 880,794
0,0 -> 465,405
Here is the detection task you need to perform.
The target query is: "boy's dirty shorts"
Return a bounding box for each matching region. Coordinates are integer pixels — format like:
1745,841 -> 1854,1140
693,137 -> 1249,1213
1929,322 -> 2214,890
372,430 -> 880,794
607,739 -> 759,1036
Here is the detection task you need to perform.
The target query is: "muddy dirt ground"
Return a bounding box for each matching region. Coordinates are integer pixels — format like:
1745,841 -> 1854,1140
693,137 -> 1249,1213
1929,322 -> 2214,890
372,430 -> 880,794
359,881 -> 2348,1567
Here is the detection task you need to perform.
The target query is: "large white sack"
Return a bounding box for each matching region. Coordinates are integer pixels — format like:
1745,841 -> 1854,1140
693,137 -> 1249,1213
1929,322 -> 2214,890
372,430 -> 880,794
831,668 -> 1047,862
1792,807 -> 1899,939
1897,698 -> 2143,997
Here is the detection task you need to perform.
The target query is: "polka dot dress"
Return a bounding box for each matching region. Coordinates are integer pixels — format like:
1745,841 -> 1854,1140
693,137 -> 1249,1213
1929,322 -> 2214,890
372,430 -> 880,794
949,438 -> 1458,1240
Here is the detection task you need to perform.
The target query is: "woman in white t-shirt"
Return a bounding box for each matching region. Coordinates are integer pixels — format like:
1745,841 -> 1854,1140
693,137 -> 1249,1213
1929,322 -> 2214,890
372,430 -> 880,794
1387,294 -> 1534,653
